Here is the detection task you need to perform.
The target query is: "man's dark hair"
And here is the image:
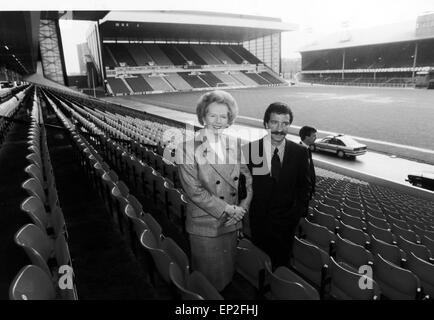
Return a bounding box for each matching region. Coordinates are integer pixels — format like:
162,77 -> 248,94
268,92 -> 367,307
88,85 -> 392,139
299,126 -> 317,141
263,102 -> 293,128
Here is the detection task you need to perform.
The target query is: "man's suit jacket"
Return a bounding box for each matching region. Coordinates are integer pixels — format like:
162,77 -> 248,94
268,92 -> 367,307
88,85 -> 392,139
176,129 -> 253,237
244,137 -> 311,228
300,142 -> 316,197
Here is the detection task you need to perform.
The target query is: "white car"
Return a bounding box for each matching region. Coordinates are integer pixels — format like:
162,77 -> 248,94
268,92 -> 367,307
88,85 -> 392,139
311,134 -> 367,159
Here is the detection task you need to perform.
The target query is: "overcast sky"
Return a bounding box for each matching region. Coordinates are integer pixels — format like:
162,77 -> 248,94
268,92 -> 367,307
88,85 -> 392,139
9,0 -> 432,74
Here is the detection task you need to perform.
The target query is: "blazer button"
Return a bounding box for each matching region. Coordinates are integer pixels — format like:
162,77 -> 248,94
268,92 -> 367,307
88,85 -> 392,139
216,180 -> 221,184
220,196 -> 224,199
231,193 -> 236,197
234,177 -> 238,181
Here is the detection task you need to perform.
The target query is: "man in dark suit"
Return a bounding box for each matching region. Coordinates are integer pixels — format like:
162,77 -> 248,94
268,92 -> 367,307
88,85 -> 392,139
299,126 -> 317,216
244,102 -> 311,268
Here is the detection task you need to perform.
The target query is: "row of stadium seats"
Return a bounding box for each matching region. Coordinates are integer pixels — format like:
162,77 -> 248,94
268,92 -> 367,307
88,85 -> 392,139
9,90 -> 77,300
104,43 -> 263,68
106,71 -> 284,95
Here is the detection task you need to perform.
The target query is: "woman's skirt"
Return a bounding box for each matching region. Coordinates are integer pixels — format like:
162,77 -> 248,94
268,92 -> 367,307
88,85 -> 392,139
189,231 -> 237,292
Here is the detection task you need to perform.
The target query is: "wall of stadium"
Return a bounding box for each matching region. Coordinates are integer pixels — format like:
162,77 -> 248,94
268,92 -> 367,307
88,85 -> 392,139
86,23 -> 103,75
243,33 -> 281,74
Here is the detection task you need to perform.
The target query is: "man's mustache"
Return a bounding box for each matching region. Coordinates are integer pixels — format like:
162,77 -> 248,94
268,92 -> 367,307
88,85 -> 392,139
271,131 -> 286,136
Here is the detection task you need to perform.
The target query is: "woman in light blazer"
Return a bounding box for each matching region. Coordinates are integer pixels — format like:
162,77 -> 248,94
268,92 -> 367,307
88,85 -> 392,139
176,90 -> 253,291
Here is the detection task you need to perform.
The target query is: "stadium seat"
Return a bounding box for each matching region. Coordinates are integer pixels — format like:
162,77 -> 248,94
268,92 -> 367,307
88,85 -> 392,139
264,260 -> 320,300
169,263 -> 223,300
327,256 -> 380,300
235,238 -> 271,296
338,220 -> 370,248
366,221 -> 397,245
142,213 -> 164,245
9,265 -> 56,300
140,230 -> 189,284
397,236 -> 433,262
333,234 -> 373,272
166,186 -> 188,233
366,214 -> 390,230
406,252 -> 434,298
14,224 -> 72,277
373,254 -> 422,300
391,223 -> 421,244
342,203 -> 364,219
387,215 -> 409,229
370,234 -> 406,267
421,235 -> 434,256
290,237 -> 329,293
340,211 -> 366,231
311,208 -> 339,233
298,218 -> 336,254
316,202 -> 341,219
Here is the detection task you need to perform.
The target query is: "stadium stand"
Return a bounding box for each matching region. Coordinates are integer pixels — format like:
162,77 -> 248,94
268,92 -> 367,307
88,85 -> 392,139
106,78 -> 131,95
106,44 -> 137,67
143,44 -> 174,66
178,73 -> 209,89
230,72 -> 259,86
190,45 -> 222,65
145,75 -> 174,92
176,45 -> 207,65
158,44 -> 188,66
164,74 -> 193,91
198,72 -> 225,87
2,83 -> 434,300
242,71 -> 270,85
203,45 -> 236,64
231,45 -> 262,64
125,76 -> 154,93
125,44 -> 155,66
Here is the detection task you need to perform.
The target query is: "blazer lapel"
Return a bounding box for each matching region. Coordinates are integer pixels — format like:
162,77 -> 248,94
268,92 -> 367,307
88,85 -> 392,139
280,139 -> 292,177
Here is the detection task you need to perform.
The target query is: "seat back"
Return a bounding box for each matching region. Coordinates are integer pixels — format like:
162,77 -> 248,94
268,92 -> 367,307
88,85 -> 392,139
370,234 -> 405,266
21,196 -> 50,231
140,230 -> 171,282
406,252 -> 434,297
334,234 -> 373,271
162,237 -> 190,279
22,178 -> 46,204
366,222 -> 396,244
397,236 -> 432,262
169,262 -> 202,300
15,224 -> 52,262
338,220 -> 369,248
9,265 -> 56,300
235,238 -> 271,290
299,218 -> 335,254
142,213 -> 163,245
265,261 -> 320,300
290,236 -> 329,287
373,253 -> 421,300
329,256 -> 380,300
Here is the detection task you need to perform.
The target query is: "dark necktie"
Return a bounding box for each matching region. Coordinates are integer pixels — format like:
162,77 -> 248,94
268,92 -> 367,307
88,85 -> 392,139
271,147 -> 281,182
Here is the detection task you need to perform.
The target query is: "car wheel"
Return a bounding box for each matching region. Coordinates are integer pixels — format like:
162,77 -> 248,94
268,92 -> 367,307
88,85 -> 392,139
309,144 -> 316,152
337,150 -> 345,158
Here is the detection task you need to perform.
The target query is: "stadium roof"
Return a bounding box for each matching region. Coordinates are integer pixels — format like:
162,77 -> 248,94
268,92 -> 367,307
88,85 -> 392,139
0,11 -> 40,75
99,10 -> 296,42
300,20 -> 434,52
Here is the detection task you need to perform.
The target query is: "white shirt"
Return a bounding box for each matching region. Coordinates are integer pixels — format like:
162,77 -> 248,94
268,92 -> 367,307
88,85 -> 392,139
204,129 -> 225,163
263,134 -> 285,168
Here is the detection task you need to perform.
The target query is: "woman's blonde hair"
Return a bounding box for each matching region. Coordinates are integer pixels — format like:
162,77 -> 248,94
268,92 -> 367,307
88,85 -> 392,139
196,90 -> 238,126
